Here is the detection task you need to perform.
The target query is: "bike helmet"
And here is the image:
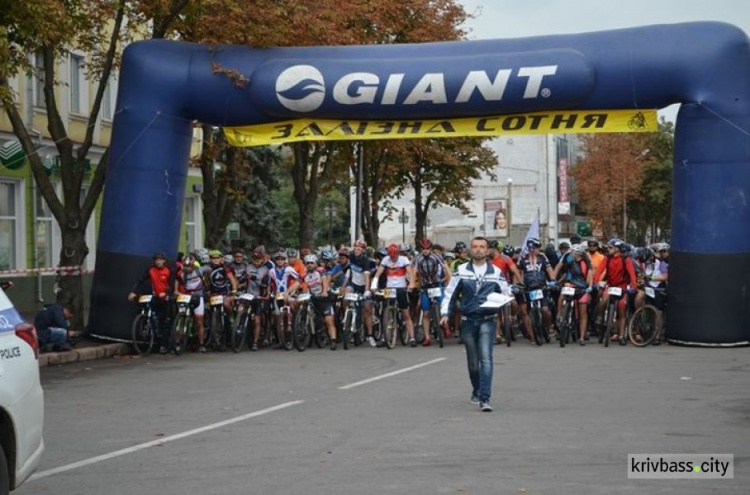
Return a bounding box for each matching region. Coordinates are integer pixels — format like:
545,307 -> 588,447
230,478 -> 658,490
223,254 -> 233,264
195,248 -> 210,265
287,248 -> 299,259
321,250 -> 335,261
252,247 -> 265,259
273,250 -> 287,260
399,243 -> 412,254
571,243 -> 587,256
620,243 -> 632,254
454,241 -> 467,252
419,238 -> 433,250
502,245 -> 514,257
488,239 -> 499,250
443,251 -> 456,260
354,240 -> 367,249
338,249 -> 349,258
209,249 -> 222,258
152,251 -> 166,260
658,242 -> 670,252
387,243 -> 400,258
376,247 -> 388,258
607,238 -> 623,248
558,241 -> 570,251
304,254 -> 318,264
183,255 -> 198,268
526,238 -> 542,249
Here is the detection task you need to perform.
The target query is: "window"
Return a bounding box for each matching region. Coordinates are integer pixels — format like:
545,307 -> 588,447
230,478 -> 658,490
33,52 -> 45,108
0,181 -> 23,271
35,189 -> 55,269
102,80 -> 112,121
184,196 -> 201,253
70,53 -> 86,115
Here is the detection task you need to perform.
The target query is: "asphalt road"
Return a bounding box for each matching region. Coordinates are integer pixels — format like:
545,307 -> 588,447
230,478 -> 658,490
18,338 -> 750,495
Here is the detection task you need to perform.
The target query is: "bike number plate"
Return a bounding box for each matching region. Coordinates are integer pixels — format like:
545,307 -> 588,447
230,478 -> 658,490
608,287 -> 623,297
239,293 -> 255,302
427,288 -> 442,298
276,293 -> 285,301
344,293 -> 359,301
383,289 -> 397,299
561,287 -> 575,296
178,306 -> 187,314
529,290 -> 543,301
138,295 -> 153,303
297,293 -> 311,302
645,287 -> 655,299
177,294 -> 192,303
210,295 -> 224,305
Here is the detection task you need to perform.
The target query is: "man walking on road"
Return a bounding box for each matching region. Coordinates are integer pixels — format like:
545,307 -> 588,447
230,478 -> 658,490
440,237 -> 512,412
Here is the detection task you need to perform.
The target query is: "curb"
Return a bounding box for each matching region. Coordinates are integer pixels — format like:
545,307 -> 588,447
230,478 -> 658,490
38,343 -> 131,367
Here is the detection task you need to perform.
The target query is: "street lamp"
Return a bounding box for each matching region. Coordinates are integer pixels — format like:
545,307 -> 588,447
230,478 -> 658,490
507,178 -> 513,239
398,207 -> 409,243
324,202 -> 336,250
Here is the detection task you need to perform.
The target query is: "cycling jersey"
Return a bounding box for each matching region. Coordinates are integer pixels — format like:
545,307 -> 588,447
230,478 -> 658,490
413,253 -> 444,288
328,262 -> 348,289
490,253 -> 517,283
246,264 -> 269,297
347,254 -> 370,287
518,254 -> 550,290
131,265 -> 173,298
269,264 -> 300,294
565,258 -> 591,289
303,267 -> 327,296
178,266 -> 210,295
229,260 -> 251,288
381,255 -> 410,288
594,255 -> 637,289
450,257 -> 470,273
208,264 -> 235,294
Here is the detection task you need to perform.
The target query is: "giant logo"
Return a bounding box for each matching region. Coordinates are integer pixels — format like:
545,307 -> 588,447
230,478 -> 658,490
257,50 -> 593,120
275,65 -> 326,113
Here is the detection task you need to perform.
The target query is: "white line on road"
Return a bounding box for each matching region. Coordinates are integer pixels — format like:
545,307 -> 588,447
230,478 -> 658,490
29,400 -> 305,482
338,357 -> 447,390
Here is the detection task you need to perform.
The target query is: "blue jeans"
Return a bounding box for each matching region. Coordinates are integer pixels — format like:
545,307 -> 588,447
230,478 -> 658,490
462,317 -> 495,403
40,327 -> 68,348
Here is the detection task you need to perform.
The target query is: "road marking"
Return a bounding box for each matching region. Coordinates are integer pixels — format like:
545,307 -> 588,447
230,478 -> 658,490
339,357 -> 447,390
29,400 -> 305,481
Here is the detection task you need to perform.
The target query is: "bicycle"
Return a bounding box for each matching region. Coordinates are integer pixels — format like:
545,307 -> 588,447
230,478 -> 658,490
378,289 -> 400,349
628,286 -> 667,347
272,293 -> 294,351
231,292 -> 256,353
420,287 -> 444,348
293,292 -> 313,351
556,286 -> 586,348
131,294 -> 157,355
598,286 -> 624,348
207,294 -> 229,352
171,293 -> 202,355
341,292 -> 364,350
525,286 -> 550,346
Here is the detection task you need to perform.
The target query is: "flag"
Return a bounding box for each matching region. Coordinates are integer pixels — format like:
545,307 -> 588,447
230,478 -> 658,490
519,212 -> 541,258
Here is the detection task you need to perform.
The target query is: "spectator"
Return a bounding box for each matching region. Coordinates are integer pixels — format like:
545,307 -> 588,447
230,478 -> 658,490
34,304 -> 80,352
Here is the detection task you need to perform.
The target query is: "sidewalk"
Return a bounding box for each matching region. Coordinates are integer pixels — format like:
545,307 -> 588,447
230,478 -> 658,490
38,337 -> 131,367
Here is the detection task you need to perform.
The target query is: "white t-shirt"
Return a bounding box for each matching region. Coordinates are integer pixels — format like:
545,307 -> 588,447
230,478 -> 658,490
381,255 -> 410,288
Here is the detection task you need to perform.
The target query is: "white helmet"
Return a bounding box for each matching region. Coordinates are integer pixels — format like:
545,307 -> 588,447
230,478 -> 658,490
304,254 -> 318,264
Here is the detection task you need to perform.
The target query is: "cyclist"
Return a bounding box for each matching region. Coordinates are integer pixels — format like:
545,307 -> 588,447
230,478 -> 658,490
370,243 -> 417,346
302,254 -> 338,349
328,249 -> 350,290
246,247 -> 271,351
553,244 -> 594,345
288,248 -> 307,279
269,249 -> 301,339
450,241 -> 471,272
593,238 -> 638,343
342,240 -> 376,346
128,251 -> 175,354
206,249 -> 240,314
517,238 -> 556,345
175,255 -> 210,352
410,238 -> 451,346
228,248 -> 252,292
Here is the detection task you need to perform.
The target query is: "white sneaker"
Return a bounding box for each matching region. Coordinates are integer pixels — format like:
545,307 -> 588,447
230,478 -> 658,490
480,402 -> 493,412
367,336 -> 377,347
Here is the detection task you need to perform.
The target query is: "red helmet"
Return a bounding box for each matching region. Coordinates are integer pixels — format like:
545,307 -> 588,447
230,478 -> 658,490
387,243 -> 400,258
354,240 -> 367,249
419,238 -> 433,250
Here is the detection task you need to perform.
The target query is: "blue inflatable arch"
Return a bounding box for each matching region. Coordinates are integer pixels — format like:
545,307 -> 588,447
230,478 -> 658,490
91,22 -> 750,346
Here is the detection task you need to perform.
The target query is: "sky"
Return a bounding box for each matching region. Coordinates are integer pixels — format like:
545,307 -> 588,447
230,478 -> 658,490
458,0 -> 750,121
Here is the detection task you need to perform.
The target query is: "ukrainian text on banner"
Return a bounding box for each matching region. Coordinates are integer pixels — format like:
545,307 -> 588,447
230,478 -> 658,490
224,109 -> 657,147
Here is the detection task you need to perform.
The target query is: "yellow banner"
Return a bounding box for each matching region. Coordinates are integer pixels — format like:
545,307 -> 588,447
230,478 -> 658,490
224,109 -> 657,147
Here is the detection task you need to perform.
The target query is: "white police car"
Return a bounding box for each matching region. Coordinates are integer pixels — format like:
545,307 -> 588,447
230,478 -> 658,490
0,286 -> 44,493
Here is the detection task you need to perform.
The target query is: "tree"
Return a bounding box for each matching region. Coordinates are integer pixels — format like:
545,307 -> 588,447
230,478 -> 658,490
387,139 -> 497,243
572,133 -> 654,240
